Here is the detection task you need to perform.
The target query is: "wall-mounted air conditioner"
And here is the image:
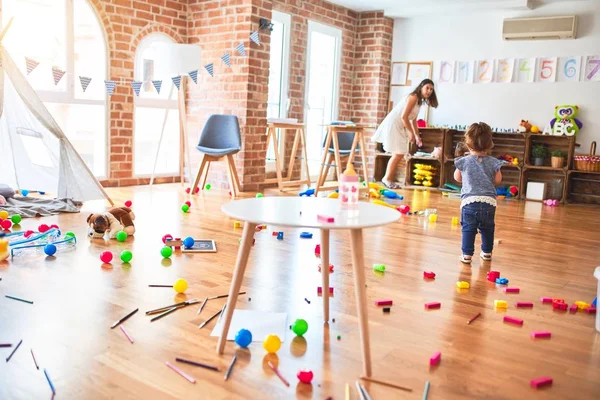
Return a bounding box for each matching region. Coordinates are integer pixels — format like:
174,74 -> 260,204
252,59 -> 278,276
503,15 -> 577,40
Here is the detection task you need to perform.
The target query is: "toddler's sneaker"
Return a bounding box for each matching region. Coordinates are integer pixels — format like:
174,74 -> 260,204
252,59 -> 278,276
459,255 -> 472,264
480,252 -> 492,261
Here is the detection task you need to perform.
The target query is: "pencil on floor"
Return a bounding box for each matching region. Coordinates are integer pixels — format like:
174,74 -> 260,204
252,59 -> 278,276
6,339 -> 22,362
345,383 -> 350,400
150,306 -> 178,322
267,361 -> 290,387
5,295 -> 33,304
120,326 -> 134,343
224,354 -> 237,381
208,291 -> 246,300
175,357 -> 219,371
423,380 -> 430,400
31,349 -> 39,369
44,369 -> 56,394
165,361 -> 196,384
198,307 -> 224,329
197,297 -> 208,315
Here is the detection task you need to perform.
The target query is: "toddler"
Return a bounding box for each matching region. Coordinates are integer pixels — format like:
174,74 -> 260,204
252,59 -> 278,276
453,122 -> 502,264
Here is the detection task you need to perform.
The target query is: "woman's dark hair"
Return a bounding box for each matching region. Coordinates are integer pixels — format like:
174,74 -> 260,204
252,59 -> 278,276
410,78 -> 439,108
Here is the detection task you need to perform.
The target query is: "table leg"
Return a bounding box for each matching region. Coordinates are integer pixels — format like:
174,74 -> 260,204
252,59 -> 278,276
320,229 -> 330,322
349,228 -> 372,377
346,131 -> 360,168
315,129 -> 333,195
217,222 -> 257,354
272,128 -> 285,191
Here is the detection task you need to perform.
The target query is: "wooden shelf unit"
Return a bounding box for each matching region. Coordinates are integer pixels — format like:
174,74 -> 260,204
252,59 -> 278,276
566,170 -> 600,204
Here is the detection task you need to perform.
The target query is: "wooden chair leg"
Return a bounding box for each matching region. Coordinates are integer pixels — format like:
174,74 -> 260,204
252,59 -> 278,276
226,157 -> 237,198
192,156 -> 207,194
227,154 -> 242,194
200,161 -> 211,191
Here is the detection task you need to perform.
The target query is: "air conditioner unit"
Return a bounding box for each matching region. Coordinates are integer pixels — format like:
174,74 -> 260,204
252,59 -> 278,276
503,15 -> 577,40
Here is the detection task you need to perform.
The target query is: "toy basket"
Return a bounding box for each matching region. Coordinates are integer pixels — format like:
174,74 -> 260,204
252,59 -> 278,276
574,142 -> 600,172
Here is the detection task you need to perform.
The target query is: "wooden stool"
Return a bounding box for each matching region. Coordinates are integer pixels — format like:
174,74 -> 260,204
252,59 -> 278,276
264,122 -> 311,191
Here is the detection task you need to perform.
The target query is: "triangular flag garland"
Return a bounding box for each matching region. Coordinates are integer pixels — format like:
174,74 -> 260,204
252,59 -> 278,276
131,81 -> 142,96
204,63 -> 214,77
172,76 -> 181,90
221,52 -> 231,68
104,80 -> 116,96
25,57 -> 39,75
152,80 -> 162,94
79,76 -> 92,92
236,42 -> 247,57
51,66 -> 66,86
250,31 -> 260,46
188,69 -> 198,84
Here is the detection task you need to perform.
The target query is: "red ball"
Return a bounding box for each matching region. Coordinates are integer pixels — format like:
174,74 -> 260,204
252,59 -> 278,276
162,234 -> 173,244
297,369 -> 314,384
194,187 -> 200,194
1,219 -> 12,230
50,224 -> 59,230
398,205 -> 410,214
185,201 -> 191,207
24,230 -> 35,238
100,251 -> 113,263
38,224 -> 50,233
124,200 -> 132,207
185,187 -> 191,194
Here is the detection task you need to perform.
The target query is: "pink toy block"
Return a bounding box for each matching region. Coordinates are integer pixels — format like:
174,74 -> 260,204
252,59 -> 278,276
530,376 -> 552,389
504,287 -> 520,293
585,307 -> 596,314
317,215 -> 334,223
503,316 -> 523,326
429,351 -> 441,366
552,302 -> 568,311
541,297 -> 552,304
317,287 -> 334,295
569,304 -> 578,313
423,271 -> 436,279
425,302 -> 441,310
375,300 -> 393,306
487,271 -> 500,282
531,331 -> 551,339
516,302 -> 534,308
314,244 -> 320,256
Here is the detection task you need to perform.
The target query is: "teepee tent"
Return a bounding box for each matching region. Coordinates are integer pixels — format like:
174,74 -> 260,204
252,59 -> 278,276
0,24 -> 113,205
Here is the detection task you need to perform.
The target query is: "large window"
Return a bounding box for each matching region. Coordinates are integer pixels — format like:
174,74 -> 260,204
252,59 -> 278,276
1,0 -> 108,177
133,34 -> 180,177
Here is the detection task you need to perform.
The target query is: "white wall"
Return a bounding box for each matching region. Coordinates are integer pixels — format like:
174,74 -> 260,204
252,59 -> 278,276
392,1 -> 600,150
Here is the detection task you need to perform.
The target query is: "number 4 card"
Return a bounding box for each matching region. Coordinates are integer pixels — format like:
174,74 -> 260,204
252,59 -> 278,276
584,55 -> 600,81
537,57 -> 557,82
517,58 -> 536,83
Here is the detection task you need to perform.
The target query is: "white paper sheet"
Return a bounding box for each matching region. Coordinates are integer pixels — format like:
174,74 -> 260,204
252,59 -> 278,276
210,310 -> 288,341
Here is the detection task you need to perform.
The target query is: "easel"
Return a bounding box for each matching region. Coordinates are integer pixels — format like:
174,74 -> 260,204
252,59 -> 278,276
263,122 -> 311,191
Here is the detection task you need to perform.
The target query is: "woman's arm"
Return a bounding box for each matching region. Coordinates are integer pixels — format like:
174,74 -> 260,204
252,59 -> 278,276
401,95 -> 419,142
411,120 -> 422,147
454,168 -> 462,183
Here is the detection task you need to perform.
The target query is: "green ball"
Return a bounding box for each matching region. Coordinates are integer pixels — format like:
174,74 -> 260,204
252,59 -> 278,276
181,204 -> 190,213
161,246 -> 173,258
11,215 -> 22,224
256,193 -> 264,198
120,250 -> 133,263
292,318 -> 309,336
115,231 -> 127,242
205,184 -> 211,190
373,264 -> 386,272
65,231 -> 76,239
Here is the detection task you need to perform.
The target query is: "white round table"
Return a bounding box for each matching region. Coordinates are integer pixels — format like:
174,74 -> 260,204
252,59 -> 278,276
218,197 -> 399,377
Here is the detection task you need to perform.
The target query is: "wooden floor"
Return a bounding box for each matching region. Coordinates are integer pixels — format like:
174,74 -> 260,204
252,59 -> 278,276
1,184 -> 599,399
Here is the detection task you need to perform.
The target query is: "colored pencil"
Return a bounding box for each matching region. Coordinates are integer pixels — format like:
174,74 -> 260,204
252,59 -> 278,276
217,303 -> 227,323
208,291 -> 246,300
196,297 -> 208,315
166,361 -> 196,383
467,312 -> 482,325
423,380 -> 430,400
151,306 -> 178,322
145,298 -> 201,315
267,361 -> 290,387
31,349 -> 39,369
360,376 -> 412,392
198,307 -> 224,329
224,354 -> 237,381
111,308 -> 139,329
120,326 -> 134,343
355,381 -> 372,400
6,339 -> 22,362
0,343 -> 12,348
148,284 -> 173,288
43,368 -> 56,394
5,295 -> 33,304
175,357 -> 219,371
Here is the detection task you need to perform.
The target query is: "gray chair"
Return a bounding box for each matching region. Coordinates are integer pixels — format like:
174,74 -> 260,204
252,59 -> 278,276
191,115 -> 242,197
321,132 -> 360,180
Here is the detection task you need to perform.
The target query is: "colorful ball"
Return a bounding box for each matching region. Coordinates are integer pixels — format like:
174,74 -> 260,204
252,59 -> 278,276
100,251 -> 113,263
44,244 -> 57,256
185,187 -> 191,194
115,231 -> 127,242
181,204 -> 190,213
194,187 -> 200,194
65,231 -> 76,239
263,334 -> 281,353
297,369 -> 314,384
256,193 -> 264,198
160,246 -> 173,258
183,236 -> 195,249
124,200 -> 132,207
0,210 -> 8,220
24,230 -> 35,238
120,250 -> 133,263
184,201 -> 191,207
1,219 -> 12,230
205,184 -> 211,190
11,215 -> 22,224
235,328 -> 253,348
21,189 -> 29,197
173,278 -> 188,293
38,224 -> 50,233
292,319 -> 309,336
162,234 -> 173,244
428,214 -> 438,223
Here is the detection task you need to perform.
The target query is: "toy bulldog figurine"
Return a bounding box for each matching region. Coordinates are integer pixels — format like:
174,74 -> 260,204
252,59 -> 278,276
87,207 -> 135,239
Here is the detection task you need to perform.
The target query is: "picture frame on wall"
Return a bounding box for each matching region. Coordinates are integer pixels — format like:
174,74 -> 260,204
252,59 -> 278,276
388,61 -> 433,123
391,62 -> 408,86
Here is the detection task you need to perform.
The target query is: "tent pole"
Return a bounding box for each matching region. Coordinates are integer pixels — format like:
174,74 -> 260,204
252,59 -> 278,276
149,83 -> 175,187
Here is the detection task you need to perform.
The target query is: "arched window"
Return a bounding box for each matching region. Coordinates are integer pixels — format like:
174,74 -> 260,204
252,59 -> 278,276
133,33 -> 180,177
1,0 -> 108,177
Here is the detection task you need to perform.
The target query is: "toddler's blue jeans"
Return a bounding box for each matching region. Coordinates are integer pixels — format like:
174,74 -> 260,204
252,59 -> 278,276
461,202 -> 495,256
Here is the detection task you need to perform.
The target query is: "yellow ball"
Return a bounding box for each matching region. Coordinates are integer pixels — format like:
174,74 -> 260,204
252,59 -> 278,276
173,278 -> 188,293
0,210 -> 8,220
263,334 -> 281,353
451,217 -> 459,225
428,214 -> 437,222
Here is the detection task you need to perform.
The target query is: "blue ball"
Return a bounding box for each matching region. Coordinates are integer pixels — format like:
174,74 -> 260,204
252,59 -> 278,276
39,191 -> 46,195
235,328 -> 252,348
21,189 -> 29,197
183,236 -> 195,249
44,244 -> 57,256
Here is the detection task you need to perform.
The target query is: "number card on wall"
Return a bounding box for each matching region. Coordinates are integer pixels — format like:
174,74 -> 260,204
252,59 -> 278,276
457,61 -> 473,84
476,60 -> 494,83
558,56 -> 581,82
517,58 -> 536,83
495,59 -> 514,83
538,57 -> 557,82
438,61 -> 455,83
584,55 -> 600,82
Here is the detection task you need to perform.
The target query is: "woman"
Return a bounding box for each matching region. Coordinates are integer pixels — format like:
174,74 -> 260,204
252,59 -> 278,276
372,79 -> 439,189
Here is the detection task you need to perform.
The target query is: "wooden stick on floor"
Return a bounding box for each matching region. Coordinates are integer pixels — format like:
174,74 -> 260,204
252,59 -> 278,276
359,376 -> 413,392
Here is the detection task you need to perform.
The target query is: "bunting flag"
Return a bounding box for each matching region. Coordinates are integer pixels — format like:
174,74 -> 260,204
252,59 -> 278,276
236,42 -> 246,57
221,52 -> 231,68
172,75 -> 182,90
79,76 -> 92,92
250,31 -> 260,46
152,80 -> 162,94
104,80 -> 116,96
51,66 -> 66,85
25,57 -> 39,75
204,63 -> 214,77
131,81 -> 142,96
188,69 -> 198,84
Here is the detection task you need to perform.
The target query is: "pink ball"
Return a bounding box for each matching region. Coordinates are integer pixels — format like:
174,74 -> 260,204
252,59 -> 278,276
185,187 -> 191,194
1,219 -> 12,230
100,251 -> 113,263
124,200 -> 132,207
297,369 -> 314,384
185,201 -> 191,207
38,224 -> 50,233
194,187 -> 200,194
162,234 -> 173,244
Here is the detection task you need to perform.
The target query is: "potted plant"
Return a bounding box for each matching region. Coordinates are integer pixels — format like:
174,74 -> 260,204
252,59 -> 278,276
531,145 -> 548,166
551,150 -> 565,168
